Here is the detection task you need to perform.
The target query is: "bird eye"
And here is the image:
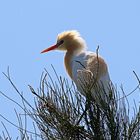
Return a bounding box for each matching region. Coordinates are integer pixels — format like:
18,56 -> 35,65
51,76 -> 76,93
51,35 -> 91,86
57,40 -> 64,46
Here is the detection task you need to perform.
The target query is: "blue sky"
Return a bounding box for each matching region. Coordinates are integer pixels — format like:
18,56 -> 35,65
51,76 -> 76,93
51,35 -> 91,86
0,0 -> 140,138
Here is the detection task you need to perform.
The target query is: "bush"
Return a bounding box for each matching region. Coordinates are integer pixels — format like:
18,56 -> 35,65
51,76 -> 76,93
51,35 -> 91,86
0,68 -> 140,140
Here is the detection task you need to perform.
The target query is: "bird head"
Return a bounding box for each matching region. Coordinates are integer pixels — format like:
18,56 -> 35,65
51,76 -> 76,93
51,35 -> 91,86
41,30 -> 86,54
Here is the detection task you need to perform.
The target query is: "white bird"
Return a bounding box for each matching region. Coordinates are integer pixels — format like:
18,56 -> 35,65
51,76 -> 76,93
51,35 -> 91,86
41,30 -> 112,99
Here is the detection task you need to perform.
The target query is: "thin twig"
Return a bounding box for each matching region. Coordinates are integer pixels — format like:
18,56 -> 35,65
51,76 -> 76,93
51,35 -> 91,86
1,122 -> 11,140
0,114 -> 40,137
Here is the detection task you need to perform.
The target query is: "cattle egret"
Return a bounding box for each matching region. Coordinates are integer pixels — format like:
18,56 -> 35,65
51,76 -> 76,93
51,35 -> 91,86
41,30 -> 112,99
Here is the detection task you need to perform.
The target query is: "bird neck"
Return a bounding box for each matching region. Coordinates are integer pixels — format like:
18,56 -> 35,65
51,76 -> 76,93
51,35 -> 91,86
64,51 -> 74,79
64,47 -> 86,79
64,40 -> 87,79
67,44 -> 86,55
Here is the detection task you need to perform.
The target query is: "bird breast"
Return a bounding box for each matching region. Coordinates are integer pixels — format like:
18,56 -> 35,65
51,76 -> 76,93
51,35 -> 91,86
65,51 -> 110,95
72,51 -> 108,81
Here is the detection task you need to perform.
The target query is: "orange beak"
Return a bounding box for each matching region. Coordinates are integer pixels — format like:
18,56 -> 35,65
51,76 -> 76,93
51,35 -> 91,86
41,44 -> 58,53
